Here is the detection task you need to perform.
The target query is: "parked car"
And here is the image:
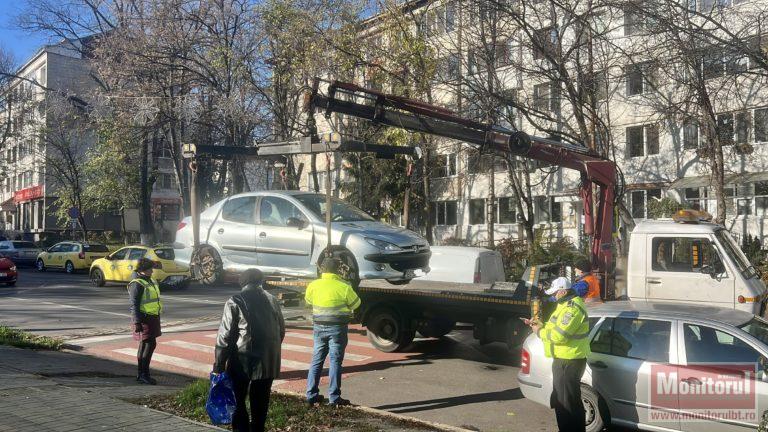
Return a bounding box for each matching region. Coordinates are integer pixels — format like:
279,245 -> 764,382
174,191 -> 431,285
519,301 -> 768,432
418,246 -> 505,283
90,245 -> 190,289
0,257 -> 17,286
36,242 -> 111,273
0,241 -> 42,266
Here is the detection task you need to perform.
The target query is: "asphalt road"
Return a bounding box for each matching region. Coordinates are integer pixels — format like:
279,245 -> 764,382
2,267 -> 559,431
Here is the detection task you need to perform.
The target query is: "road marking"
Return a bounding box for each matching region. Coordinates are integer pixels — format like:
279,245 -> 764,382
281,343 -> 370,361
163,296 -> 222,304
285,332 -> 373,348
163,340 -> 356,367
164,340 -> 214,353
112,348 -> 287,385
281,359 -> 311,370
67,321 -> 221,346
6,297 -> 130,317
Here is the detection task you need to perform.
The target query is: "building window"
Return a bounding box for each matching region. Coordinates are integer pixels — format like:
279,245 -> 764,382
533,26 -> 557,60
497,89 -> 517,129
498,197 -> 517,224
626,62 -> 652,96
684,187 -> 709,211
624,9 -> 646,36
467,151 -> 507,174
160,204 -> 180,221
631,189 -> 661,219
627,124 -> 659,157
755,108 -> 768,143
715,111 -> 750,145
535,196 -> 562,223
735,111 -> 751,144
533,82 -> 560,112
434,153 -> 457,177
683,121 -> 699,149
437,53 -> 460,81
755,181 -> 768,216
432,201 -> 458,226
469,198 -> 485,225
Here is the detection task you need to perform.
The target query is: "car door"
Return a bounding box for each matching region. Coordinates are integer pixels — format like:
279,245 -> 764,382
122,248 -> 148,280
55,243 -> 71,267
646,235 -> 734,307
104,248 -> 130,281
256,195 -> 314,276
589,316 -> 679,430
215,196 -> 258,268
678,321 -> 768,431
42,243 -> 62,267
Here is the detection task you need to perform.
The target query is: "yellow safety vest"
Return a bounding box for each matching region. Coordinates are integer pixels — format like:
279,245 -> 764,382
133,278 -> 162,316
538,295 -> 590,359
305,273 -> 361,324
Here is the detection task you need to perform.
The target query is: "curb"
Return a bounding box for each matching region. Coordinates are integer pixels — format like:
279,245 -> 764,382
141,406 -> 228,430
272,388 -> 474,432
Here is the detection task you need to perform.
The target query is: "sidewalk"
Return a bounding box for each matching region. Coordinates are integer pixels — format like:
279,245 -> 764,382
0,345 -> 223,432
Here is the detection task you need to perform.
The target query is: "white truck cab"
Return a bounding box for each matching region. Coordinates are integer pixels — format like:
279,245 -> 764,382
626,214 -> 766,315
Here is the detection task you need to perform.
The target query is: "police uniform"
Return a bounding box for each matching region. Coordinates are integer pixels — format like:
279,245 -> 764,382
537,292 -> 590,432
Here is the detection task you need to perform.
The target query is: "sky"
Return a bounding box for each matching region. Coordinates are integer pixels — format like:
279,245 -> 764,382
0,1 -> 51,66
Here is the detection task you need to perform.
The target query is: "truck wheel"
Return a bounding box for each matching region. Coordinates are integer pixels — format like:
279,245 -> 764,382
417,319 -> 456,338
366,307 -> 415,352
582,385 -> 609,432
198,247 -> 223,285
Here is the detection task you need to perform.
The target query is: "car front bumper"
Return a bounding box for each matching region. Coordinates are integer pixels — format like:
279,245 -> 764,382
0,271 -> 18,283
361,250 -> 431,280
159,274 -> 190,289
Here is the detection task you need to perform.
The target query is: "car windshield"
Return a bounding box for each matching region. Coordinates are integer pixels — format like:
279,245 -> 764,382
294,194 -> 374,222
715,229 -> 759,279
154,248 -> 175,260
738,317 -> 768,346
83,244 -> 109,252
12,242 -> 37,248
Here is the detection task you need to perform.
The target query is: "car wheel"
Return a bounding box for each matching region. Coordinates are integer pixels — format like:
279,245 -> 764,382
318,248 -> 360,289
366,306 -> 415,352
582,385 -> 608,432
90,268 -> 106,287
385,279 -> 412,285
198,247 -> 223,285
65,261 -> 75,274
36,259 -> 46,272
416,318 -> 456,338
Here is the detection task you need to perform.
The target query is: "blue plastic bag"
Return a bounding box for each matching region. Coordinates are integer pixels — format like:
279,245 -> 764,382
206,372 -> 237,425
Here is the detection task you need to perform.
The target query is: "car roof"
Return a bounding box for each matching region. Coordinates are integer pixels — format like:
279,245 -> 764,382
229,190 -> 314,198
632,220 -> 720,235
589,301 -> 753,326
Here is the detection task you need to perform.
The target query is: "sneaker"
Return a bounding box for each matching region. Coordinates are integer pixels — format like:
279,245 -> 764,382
328,398 -> 352,407
306,395 -> 325,406
137,374 -> 157,385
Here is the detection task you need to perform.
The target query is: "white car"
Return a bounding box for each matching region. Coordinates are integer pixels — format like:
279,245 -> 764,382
0,240 -> 42,266
174,191 -> 430,285
519,301 -> 768,432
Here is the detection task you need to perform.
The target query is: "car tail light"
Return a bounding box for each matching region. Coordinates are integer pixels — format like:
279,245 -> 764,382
521,349 -> 530,375
177,221 -> 187,231
473,271 -> 481,284
78,251 -> 85,259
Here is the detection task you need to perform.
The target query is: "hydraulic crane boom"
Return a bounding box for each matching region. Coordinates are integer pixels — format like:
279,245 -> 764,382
305,78 -> 618,297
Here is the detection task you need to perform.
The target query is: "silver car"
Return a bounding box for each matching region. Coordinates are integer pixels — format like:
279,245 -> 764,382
0,240 -> 42,266
519,301 -> 768,432
173,191 -> 430,285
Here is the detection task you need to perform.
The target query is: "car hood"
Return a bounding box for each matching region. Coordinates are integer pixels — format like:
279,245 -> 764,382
329,221 -> 427,247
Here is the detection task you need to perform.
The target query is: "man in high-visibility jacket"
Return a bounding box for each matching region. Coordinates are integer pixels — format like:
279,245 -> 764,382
529,277 -> 590,432
572,258 -> 602,302
305,257 -> 361,407
127,258 -> 163,385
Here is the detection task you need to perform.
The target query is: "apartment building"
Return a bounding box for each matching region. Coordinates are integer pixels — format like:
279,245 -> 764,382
297,0 -> 768,247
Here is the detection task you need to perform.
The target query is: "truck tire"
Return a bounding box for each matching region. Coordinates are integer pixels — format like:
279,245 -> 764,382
366,307 -> 415,352
417,318 -> 456,338
198,247 -> 223,285
582,385 -> 609,432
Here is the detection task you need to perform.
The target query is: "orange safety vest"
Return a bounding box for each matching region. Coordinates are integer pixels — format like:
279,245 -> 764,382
582,273 -> 602,301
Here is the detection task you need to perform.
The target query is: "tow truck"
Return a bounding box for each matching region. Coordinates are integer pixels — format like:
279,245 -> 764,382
179,78 -> 766,353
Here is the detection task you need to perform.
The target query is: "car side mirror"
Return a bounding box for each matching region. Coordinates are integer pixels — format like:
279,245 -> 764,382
286,217 -> 306,229
700,264 -> 717,278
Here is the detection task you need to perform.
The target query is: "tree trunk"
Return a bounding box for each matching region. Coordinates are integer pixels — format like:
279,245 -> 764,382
422,147 -> 433,244
311,154 -> 320,192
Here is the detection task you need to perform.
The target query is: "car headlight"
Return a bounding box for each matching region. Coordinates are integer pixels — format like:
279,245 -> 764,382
365,238 -> 403,252
9,266 -> 16,271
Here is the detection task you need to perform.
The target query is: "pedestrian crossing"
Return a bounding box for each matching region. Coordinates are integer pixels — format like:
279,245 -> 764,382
86,325 -> 401,393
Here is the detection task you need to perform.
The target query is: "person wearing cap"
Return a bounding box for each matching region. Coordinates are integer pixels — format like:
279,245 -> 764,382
213,269 -> 285,432
572,258 -> 602,302
528,277 -> 590,432
127,257 -> 163,385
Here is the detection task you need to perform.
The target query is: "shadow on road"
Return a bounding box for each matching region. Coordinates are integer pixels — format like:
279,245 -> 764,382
374,388 -> 524,414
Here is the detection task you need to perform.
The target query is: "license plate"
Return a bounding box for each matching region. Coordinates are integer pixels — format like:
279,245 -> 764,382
25,251 -> 35,256
0,273 -> 6,277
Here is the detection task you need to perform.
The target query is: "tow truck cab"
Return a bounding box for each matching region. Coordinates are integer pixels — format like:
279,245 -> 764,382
626,211 -> 767,315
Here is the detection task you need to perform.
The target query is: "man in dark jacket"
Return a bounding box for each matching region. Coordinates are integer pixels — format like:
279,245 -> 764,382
127,258 -> 163,385
213,269 -> 285,432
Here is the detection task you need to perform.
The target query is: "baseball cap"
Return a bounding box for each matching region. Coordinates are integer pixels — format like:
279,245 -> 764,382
544,277 -> 572,295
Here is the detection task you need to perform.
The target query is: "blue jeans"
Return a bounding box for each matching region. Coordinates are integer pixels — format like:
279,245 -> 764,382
306,324 -> 348,403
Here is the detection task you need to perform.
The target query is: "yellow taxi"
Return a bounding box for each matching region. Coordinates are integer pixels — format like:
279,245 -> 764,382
89,245 -> 191,289
36,242 -> 111,274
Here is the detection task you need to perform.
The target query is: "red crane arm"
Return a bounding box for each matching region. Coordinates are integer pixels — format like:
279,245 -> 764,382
305,79 -> 617,296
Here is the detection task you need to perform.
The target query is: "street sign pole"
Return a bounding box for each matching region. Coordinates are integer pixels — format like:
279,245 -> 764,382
189,159 -> 200,279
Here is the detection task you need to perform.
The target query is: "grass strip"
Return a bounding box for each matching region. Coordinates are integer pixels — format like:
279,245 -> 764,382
0,326 -> 63,350
134,378 -> 438,431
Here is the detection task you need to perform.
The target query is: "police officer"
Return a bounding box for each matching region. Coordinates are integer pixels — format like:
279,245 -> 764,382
528,277 -> 590,432
572,258 -> 601,302
127,258 -> 163,385
304,257 -> 361,407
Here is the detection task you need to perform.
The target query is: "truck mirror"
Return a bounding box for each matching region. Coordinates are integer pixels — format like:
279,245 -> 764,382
700,264 -> 716,278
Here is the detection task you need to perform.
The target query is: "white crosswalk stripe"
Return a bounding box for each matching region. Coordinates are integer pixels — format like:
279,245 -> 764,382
159,341 -> 311,370
206,331 -> 374,349
281,343 -> 370,361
